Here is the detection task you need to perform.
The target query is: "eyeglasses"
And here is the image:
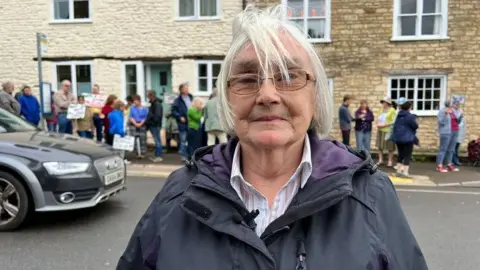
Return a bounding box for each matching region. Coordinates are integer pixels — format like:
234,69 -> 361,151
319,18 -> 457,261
227,69 -> 316,95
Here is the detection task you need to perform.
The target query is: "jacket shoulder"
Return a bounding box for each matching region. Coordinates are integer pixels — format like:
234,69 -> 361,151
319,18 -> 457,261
157,166 -> 196,204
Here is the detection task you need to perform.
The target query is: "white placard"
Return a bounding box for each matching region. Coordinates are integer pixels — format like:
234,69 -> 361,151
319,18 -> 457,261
67,104 -> 86,119
113,134 -> 135,151
164,93 -> 177,105
83,93 -> 108,108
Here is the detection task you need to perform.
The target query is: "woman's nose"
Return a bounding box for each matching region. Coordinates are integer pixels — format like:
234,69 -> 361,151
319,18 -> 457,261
257,78 -> 280,105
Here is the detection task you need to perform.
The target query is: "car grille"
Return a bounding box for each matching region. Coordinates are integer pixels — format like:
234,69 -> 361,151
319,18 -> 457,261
93,156 -> 126,186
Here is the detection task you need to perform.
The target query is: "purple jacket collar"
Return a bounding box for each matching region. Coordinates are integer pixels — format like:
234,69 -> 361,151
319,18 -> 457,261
200,131 -> 363,183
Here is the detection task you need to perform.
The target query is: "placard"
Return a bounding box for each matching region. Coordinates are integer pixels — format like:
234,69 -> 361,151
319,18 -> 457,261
451,95 -> 465,105
113,135 -> 135,151
164,93 -> 177,105
66,104 -> 86,119
82,93 -> 108,108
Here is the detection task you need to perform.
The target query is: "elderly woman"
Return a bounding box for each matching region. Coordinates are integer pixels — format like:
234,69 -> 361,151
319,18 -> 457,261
436,100 -> 463,172
118,5 -> 427,270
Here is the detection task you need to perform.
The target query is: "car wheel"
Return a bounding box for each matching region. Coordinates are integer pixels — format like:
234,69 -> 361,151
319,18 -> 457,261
0,171 -> 30,231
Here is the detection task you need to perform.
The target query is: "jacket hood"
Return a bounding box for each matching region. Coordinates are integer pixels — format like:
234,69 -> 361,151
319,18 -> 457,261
197,130 -> 364,184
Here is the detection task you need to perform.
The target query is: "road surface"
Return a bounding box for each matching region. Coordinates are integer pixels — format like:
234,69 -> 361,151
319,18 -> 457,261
1,177 -> 479,269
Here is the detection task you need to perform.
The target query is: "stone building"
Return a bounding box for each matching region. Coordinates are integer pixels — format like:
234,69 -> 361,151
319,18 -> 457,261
1,0 -> 479,151
0,0 -> 241,106
253,0 -> 479,152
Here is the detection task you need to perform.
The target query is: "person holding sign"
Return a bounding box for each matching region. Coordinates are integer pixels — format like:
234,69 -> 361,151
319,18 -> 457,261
75,96 -> 94,139
53,80 -> 76,134
129,95 -> 148,159
89,84 -> 106,142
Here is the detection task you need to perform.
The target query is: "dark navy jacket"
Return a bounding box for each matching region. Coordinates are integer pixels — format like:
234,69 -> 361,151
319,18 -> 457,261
391,110 -> 419,144
117,132 -> 427,270
354,108 -> 374,132
171,94 -> 193,132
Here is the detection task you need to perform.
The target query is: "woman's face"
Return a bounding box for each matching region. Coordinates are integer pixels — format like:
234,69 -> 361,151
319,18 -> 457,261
361,102 -> 367,110
78,98 -> 85,104
382,102 -> 390,109
227,34 -> 316,149
133,99 -> 141,106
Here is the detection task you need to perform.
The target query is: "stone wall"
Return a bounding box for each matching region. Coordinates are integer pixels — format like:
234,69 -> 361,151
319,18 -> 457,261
253,0 -> 480,151
0,0 -> 242,97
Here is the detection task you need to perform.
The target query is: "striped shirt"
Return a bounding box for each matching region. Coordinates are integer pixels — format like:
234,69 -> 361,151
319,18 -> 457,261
230,135 -> 312,236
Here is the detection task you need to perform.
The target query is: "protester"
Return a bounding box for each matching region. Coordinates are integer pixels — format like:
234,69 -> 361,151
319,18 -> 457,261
186,97 -> 204,158
118,5 -> 426,269
18,85 -> 40,126
391,97 -> 419,177
376,96 -> 397,167
165,106 -> 179,152
0,81 -> 21,115
108,100 -> 126,138
454,105 -> 466,166
172,83 -> 193,161
436,99 -> 463,172
129,95 -> 148,159
338,94 -> 354,146
204,89 -> 227,146
354,99 -> 374,152
75,95 -> 94,139
14,86 -> 26,101
45,91 -> 58,132
146,90 -> 164,162
90,84 -> 104,142
53,80 -> 76,134
102,95 -> 117,145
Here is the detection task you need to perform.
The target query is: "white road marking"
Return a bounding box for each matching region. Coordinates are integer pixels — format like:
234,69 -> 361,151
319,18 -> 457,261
397,188 -> 480,195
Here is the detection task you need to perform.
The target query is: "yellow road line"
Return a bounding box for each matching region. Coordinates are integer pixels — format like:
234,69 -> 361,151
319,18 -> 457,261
389,175 -> 414,184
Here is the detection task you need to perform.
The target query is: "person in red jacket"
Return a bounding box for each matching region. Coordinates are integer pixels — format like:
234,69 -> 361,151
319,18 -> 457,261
101,94 -> 117,145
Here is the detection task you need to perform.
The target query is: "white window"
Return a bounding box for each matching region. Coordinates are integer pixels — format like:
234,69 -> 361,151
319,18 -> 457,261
196,60 -> 222,96
284,0 -> 331,42
52,61 -> 93,96
121,61 -> 146,103
393,0 -> 448,40
388,76 -> 447,116
178,0 -> 219,20
51,0 -> 91,22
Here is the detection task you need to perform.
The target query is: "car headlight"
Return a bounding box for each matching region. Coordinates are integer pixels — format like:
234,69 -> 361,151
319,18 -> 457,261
43,162 -> 90,176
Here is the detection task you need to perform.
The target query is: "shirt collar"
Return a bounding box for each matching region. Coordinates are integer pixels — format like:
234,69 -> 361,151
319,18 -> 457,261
230,135 -> 312,189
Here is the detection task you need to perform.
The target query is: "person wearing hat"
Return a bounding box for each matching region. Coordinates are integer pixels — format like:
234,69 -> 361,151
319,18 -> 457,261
390,97 -> 418,177
376,96 -> 397,167
436,99 -> 463,172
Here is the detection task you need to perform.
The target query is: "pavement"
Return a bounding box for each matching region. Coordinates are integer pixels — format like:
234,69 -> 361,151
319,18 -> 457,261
126,152 -> 480,188
1,177 -> 480,269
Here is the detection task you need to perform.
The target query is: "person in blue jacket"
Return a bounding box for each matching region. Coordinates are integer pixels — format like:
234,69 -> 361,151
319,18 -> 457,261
107,100 -> 126,142
391,97 -> 419,178
171,83 -> 193,160
18,86 -> 40,126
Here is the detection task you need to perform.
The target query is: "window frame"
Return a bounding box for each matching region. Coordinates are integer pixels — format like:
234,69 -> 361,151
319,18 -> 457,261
282,0 -> 332,43
50,0 -> 92,23
121,61 -> 147,104
52,61 -> 94,97
176,0 -> 221,21
388,75 -> 447,116
392,0 -> 449,41
195,60 -> 223,97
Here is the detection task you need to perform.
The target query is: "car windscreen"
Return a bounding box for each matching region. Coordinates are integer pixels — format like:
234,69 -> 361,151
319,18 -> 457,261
0,108 -> 38,133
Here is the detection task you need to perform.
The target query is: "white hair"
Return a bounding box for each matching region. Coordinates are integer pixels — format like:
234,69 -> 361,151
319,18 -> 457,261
217,4 -> 333,138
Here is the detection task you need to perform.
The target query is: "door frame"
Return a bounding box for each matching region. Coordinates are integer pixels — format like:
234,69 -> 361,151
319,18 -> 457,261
121,61 -> 145,103
144,62 -> 171,92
